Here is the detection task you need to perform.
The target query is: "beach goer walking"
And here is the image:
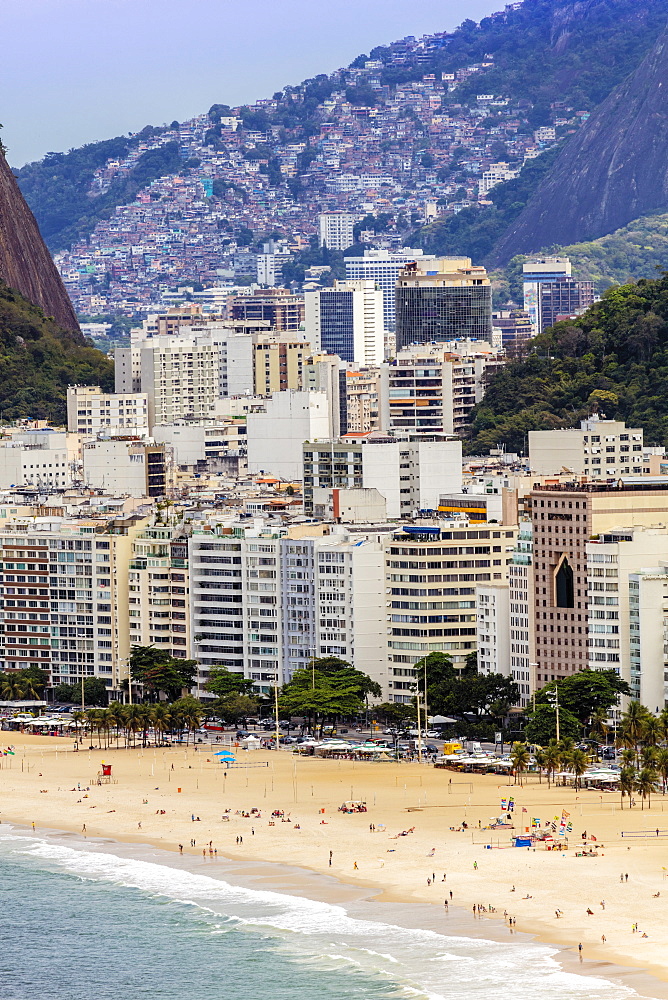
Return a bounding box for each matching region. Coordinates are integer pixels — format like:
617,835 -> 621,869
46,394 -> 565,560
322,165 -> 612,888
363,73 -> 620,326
82,823 -> 86,835
578,943 -> 583,959
353,861 -> 358,870
32,821 -> 35,831
601,935 -> 606,944
138,822 -> 142,830
179,844 -> 183,854
473,861 -> 478,870
625,873 -> 629,881
449,891 -> 453,900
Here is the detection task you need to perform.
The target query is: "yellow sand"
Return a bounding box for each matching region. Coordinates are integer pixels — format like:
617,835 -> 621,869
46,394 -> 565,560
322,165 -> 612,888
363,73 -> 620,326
3,734 -> 668,982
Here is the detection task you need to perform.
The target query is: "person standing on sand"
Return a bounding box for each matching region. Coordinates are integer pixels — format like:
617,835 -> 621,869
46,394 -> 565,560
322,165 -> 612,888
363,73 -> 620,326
179,844 -> 183,854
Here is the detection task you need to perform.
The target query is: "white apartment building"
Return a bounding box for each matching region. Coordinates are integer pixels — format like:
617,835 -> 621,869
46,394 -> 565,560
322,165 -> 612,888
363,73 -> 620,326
152,419 -> 247,472
476,584 -> 510,677
529,416 -> 644,477
67,385 -> 149,439
115,327 -> 257,428
479,161 -> 518,196
246,391 -> 332,481
188,518 -> 390,698
509,523 -> 534,706
128,524 -> 190,661
380,341 -> 506,437
0,513 -> 146,695
344,248 -> 433,331
304,280 -> 385,365
303,435 -> 462,518
385,521 -> 517,701
318,212 -> 357,250
586,526 -> 668,708
0,431 -> 74,490
629,568 -> 668,714
82,439 -> 166,498
281,530 -> 388,692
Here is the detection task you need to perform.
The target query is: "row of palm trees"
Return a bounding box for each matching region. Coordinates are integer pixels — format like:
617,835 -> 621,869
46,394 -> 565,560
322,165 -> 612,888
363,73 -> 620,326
510,737 -> 668,809
510,740 -> 591,789
71,698 -> 205,748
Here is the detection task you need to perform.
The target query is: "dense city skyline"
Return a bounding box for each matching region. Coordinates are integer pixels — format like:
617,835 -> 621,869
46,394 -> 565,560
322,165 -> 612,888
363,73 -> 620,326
4,0 -> 501,166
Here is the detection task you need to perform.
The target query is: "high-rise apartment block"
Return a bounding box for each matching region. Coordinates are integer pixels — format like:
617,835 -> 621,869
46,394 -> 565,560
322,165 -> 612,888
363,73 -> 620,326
303,435 -> 462,519
380,341 -> 505,437
395,257 -> 492,350
585,527 -> 668,710
522,257 -> 595,336
386,522 -> 518,699
492,309 -> 533,355
344,248 -> 433,333
230,289 -> 305,331
304,281 -> 384,365
128,524 -> 190,659
67,386 -> 150,439
530,481 -> 668,686
0,512 -> 146,695
318,212 -> 357,250
529,417 -> 644,477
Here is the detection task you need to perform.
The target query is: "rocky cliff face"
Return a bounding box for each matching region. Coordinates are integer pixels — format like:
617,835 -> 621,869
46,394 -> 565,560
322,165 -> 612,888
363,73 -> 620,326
492,24 -> 668,264
0,152 -> 81,334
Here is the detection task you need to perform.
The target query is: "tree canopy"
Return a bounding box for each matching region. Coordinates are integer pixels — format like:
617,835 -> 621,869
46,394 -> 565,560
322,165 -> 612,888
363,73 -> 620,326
421,652 -> 519,720
468,273 -> 668,453
279,657 -> 381,732
130,646 -> 197,702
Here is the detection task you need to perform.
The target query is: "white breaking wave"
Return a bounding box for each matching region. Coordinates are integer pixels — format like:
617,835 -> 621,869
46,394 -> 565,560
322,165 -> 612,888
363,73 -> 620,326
0,826 -> 642,1000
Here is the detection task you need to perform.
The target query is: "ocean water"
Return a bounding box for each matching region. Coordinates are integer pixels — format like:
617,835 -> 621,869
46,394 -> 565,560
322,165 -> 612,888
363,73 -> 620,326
0,826 -> 652,1000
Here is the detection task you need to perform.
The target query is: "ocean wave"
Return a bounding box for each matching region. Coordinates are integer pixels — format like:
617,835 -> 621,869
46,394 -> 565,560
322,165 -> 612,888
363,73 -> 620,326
0,827 -> 639,1000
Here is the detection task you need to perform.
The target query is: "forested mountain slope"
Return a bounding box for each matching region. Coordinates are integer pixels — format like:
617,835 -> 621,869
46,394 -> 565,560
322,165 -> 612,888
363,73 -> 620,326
468,274 -> 668,453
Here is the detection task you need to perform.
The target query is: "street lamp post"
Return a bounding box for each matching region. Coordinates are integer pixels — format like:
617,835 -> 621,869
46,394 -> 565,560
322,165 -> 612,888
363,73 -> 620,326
547,685 -> 560,742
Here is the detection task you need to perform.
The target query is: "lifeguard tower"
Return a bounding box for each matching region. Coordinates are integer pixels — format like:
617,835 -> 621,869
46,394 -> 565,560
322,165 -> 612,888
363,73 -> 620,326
92,762 -> 116,786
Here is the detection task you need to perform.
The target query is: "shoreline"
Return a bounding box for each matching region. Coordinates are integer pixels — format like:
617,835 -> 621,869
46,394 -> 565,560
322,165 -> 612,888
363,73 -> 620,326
3,816 -> 665,1000
3,735 -> 668,997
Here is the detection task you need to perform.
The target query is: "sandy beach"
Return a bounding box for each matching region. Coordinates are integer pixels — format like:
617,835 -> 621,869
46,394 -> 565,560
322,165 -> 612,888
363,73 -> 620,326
4,734 -> 668,991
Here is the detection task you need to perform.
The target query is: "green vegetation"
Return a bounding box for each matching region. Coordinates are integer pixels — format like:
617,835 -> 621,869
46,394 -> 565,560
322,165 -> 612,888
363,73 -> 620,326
15,137 -> 181,252
129,645 -> 198,702
279,656 -> 381,734
413,146 -> 561,262
0,665 -> 47,700
375,0 -> 668,111
468,272 -> 668,453
53,677 -> 109,707
0,282 -> 113,422
420,651 -> 519,720
552,213 -> 668,293
204,666 -> 259,722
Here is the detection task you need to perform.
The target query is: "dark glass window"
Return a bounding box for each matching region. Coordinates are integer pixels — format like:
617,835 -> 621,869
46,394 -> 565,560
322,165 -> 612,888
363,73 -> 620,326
555,557 -> 574,609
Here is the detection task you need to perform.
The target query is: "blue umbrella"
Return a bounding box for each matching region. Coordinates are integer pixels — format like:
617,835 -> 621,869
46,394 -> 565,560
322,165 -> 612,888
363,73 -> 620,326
214,750 -> 236,757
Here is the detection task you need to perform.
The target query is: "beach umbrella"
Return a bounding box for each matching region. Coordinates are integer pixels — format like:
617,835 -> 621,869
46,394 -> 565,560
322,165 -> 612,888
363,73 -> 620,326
214,750 -> 236,757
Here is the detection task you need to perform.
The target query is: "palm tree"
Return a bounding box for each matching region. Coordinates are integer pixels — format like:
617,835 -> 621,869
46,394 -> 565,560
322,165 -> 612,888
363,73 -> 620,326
534,749 -> 546,783
643,716 -> 663,748
620,747 -> 637,769
589,708 -> 609,744
621,700 -> 648,753
1,677 -> 26,700
137,705 -> 152,748
151,704 -> 172,746
655,747 -> 668,794
567,748 -> 589,790
640,745 -> 658,770
124,705 -> 143,748
543,743 -> 561,788
619,766 -> 636,809
637,767 -> 658,810
72,710 -> 85,744
510,742 -> 530,786
107,701 -> 127,748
